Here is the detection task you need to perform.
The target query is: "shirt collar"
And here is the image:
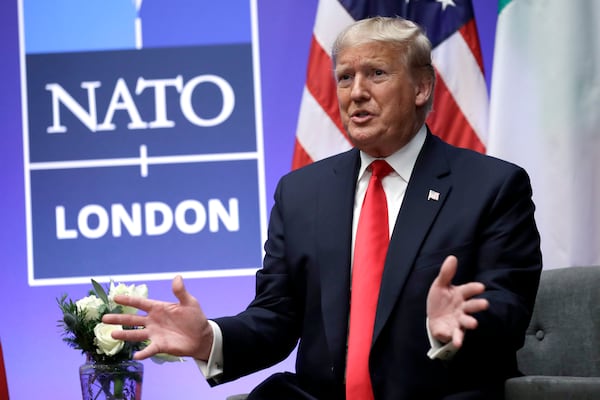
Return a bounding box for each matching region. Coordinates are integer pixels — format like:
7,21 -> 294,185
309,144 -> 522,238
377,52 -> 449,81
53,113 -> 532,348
358,124 -> 427,183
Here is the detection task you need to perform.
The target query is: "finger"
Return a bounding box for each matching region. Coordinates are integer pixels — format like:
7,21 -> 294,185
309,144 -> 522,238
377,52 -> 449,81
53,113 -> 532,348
133,340 -> 175,361
172,275 -> 196,306
112,294 -> 154,311
459,282 -> 486,299
132,345 -> 157,361
110,327 -> 149,342
452,327 -> 464,349
458,314 -> 479,331
463,298 -> 489,314
102,313 -> 147,327
434,255 -> 458,288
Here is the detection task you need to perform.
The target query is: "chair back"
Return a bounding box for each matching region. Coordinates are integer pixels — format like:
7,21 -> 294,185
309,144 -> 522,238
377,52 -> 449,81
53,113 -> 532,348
517,266 -> 600,377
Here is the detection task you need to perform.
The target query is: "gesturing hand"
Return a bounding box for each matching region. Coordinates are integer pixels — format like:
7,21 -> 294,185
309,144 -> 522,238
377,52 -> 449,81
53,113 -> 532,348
102,275 -> 214,361
427,255 -> 489,349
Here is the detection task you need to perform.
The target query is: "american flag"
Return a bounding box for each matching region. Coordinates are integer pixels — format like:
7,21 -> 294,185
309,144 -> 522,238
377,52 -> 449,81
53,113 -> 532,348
292,0 -> 488,170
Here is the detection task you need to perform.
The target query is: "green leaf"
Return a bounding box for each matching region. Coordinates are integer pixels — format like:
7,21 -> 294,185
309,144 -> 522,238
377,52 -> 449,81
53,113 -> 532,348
92,279 -> 110,305
62,311 -> 77,330
151,353 -> 185,364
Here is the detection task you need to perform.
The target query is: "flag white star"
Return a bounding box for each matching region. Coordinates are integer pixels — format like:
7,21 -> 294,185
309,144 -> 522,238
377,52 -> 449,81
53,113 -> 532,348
436,0 -> 456,11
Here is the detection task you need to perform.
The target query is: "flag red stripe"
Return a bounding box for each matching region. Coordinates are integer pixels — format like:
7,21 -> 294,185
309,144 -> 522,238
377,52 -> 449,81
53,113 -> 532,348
304,35 -> 347,138
291,138 -> 314,170
427,69 -> 486,153
459,19 -> 485,74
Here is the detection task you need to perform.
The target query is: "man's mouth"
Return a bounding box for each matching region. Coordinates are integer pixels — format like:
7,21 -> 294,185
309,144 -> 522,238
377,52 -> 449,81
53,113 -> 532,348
350,110 -> 373,123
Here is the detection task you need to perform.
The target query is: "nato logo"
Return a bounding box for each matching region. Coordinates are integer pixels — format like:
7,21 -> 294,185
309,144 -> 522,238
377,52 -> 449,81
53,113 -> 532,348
19,0 -> 266,286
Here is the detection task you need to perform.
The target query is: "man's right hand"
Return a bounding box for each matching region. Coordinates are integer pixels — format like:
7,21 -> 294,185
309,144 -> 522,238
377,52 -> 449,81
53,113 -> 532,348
102,275 -> 214,361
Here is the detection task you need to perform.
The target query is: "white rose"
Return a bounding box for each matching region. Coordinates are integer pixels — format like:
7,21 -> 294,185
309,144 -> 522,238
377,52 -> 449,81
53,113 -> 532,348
93,323 -> 125,356
75,295 -> 104,321
109,282 -> 148,314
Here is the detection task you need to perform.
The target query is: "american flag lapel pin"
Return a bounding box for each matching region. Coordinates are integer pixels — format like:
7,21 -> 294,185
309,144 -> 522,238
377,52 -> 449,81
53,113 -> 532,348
427,189 -> 440,201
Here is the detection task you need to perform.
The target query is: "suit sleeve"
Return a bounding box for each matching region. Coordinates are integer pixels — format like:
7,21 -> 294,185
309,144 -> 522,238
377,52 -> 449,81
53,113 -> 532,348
211,178 -> 302,383
464,165 -> 542,352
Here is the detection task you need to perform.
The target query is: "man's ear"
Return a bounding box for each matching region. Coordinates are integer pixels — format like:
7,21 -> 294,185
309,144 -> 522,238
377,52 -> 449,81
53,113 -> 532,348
414,72 -> 434,107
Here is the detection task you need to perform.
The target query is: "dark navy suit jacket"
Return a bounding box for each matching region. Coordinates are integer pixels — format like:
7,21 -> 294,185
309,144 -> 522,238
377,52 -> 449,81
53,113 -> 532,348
214,131 -> 542,399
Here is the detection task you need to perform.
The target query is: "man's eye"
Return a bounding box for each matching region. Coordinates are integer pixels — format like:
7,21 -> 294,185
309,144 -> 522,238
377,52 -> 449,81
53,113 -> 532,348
337,74 -> 352,87
374,69 -> 385,76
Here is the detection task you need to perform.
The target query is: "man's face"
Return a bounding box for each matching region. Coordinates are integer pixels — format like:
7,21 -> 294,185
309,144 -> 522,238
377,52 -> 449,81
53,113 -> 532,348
335,41 -> 431,157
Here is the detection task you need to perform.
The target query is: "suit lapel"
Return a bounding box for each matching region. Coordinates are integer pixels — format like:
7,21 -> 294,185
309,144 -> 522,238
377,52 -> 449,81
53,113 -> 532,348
317,149 -> 361,373
373,133 -> 452,342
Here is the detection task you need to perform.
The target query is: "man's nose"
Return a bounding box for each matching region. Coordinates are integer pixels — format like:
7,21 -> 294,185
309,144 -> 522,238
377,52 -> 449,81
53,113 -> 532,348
350,75 -> 369,100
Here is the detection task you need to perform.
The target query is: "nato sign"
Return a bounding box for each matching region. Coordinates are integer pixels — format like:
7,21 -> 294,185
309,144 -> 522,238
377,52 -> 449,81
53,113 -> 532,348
19,0 -> 267,286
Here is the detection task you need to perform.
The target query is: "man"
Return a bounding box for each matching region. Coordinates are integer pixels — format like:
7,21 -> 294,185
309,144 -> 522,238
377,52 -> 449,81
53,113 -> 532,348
104,16 -> 542,399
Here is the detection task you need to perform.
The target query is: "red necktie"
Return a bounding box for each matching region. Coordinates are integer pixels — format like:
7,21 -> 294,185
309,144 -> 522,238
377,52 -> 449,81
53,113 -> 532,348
346,160 -> 393,400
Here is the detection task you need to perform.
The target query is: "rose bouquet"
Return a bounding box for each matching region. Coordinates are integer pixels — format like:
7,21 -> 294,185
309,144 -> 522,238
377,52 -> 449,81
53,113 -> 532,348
57,280 -> 149,364
58,280 -> 178,399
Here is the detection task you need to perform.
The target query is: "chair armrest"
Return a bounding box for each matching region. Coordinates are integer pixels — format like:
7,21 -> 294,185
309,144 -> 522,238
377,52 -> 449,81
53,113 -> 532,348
505,376 -> 600,400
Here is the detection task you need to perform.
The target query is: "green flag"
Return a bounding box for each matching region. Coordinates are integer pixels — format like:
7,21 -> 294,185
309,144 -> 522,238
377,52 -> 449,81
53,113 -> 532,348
488,0 -> 600,268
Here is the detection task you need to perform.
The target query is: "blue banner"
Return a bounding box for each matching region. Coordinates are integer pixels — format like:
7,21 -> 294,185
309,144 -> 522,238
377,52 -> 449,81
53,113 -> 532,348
21,0 -> 265,285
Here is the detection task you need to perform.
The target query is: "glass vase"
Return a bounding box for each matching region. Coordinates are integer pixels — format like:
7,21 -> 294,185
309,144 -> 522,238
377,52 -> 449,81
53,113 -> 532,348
79,359 -> 143,400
